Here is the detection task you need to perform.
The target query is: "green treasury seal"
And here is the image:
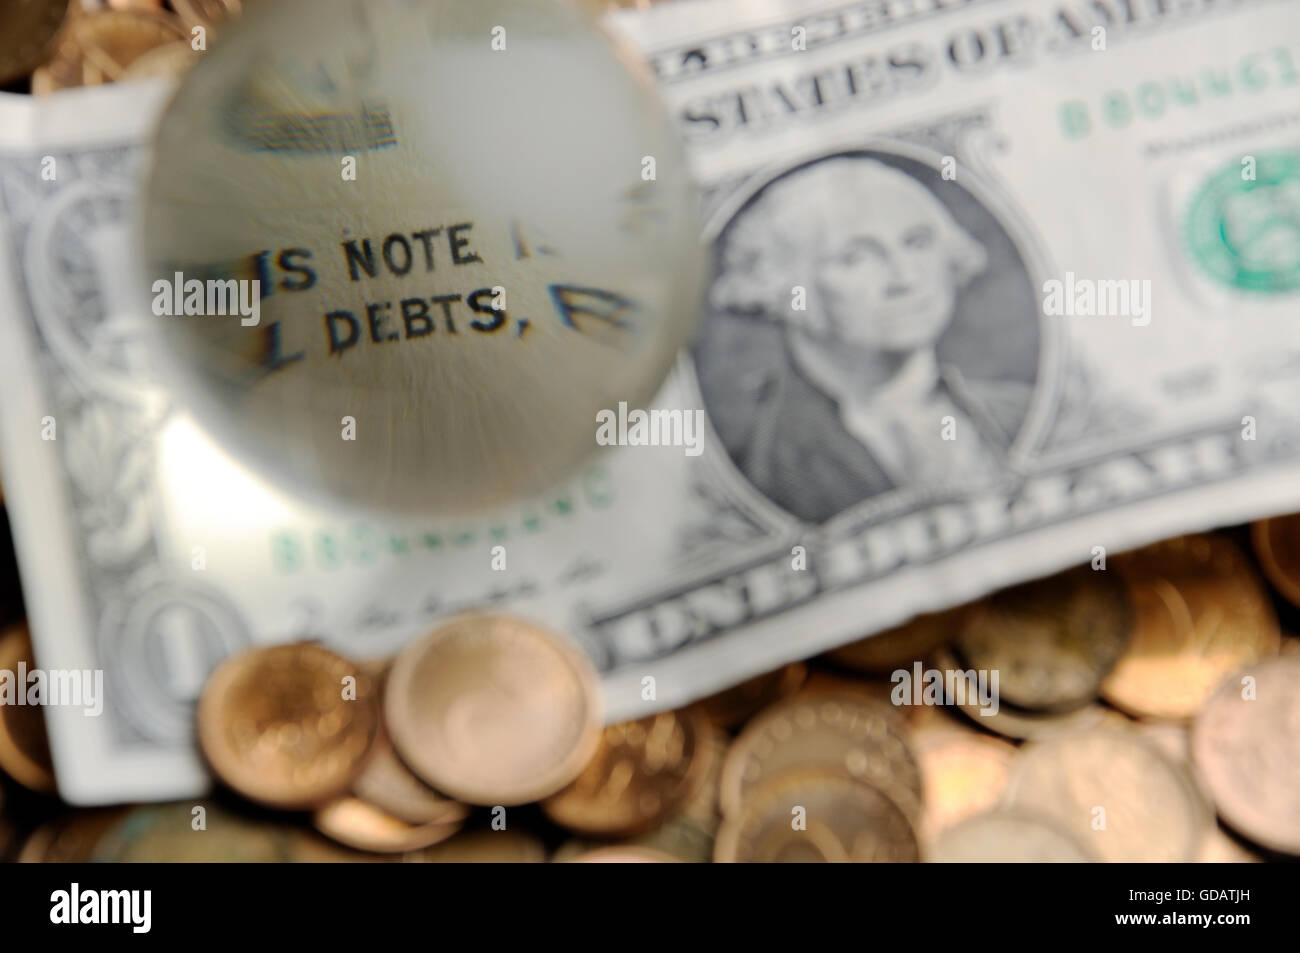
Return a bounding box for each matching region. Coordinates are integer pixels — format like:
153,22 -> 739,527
1184,152 -> 1300,294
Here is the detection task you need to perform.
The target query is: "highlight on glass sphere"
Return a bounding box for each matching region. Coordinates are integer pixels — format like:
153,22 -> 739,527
137,0 -> 704,513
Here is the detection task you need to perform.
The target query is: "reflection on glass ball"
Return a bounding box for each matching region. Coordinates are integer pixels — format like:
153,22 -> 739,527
139,0 -> 703,513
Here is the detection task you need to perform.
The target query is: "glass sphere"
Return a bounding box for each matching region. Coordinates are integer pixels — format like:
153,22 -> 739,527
139,0 -> 702,512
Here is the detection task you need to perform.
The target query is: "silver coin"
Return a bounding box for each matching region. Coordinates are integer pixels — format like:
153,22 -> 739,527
1192,657 -> 1300,856
930,810 -> 1096,863
1003,727 -> 1209,862
955,567 -> 1131,711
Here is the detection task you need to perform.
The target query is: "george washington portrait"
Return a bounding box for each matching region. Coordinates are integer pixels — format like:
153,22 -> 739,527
692,149 -> 1041,524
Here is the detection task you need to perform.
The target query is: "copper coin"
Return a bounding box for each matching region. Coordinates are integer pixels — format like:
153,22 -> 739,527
1191,656 -> 1300,855
719,692 -> 921,821
312,797 -> 463,854
553,723 -> 727,863
197,643 -> 379,809
825,606 -> 966,674
956,566 -> 1131,711
693,662 -> 806,729
1004,727 -> 1210,862
0,624 -> 58,794
1252,515 -> 1300,608
351,725 -> 468,826
0,0 -> 71,86
1103,535 -> 1279,719
714,768 -> 920,863
542,708 -> 711,837
385,614 -> 602,806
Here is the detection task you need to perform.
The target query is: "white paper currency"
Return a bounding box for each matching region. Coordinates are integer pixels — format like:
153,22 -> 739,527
3,0 -> 1300,802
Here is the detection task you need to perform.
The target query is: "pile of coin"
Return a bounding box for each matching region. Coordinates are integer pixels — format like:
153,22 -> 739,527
4,519 -> 1295,862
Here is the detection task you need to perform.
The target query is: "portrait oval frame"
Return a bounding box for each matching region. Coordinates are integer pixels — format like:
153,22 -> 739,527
677,138 -> 1061,531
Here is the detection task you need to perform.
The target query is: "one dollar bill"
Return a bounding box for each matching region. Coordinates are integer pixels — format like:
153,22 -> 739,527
2,0 -> 1300,802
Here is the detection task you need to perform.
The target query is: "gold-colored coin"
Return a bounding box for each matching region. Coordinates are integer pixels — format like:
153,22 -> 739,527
934,647 -> 1119,740
551,721 -> 730,863
797,669 -> 928,723
550,811 -> 717,864
956,566 -> 1131,711
92,801 -> 296,862
18,809 -> 129,862
714,768 -> 920,863
719,691 -> 921,821
32,7 -> 185,92
542,709 -> 711,837
405,829 -> 547,863
0,0 -> 71,86
825,607 -> 966,674
1102,535 -> 1279,720
911,728 -> 1016,844
693,662 -> 806,729
197,642 -> 379,810
1252,514 -> 1300,609
385,614 -> 602,806
0,624 -> 58,794
283,829 -> 385,863
312,797 -> 464,854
